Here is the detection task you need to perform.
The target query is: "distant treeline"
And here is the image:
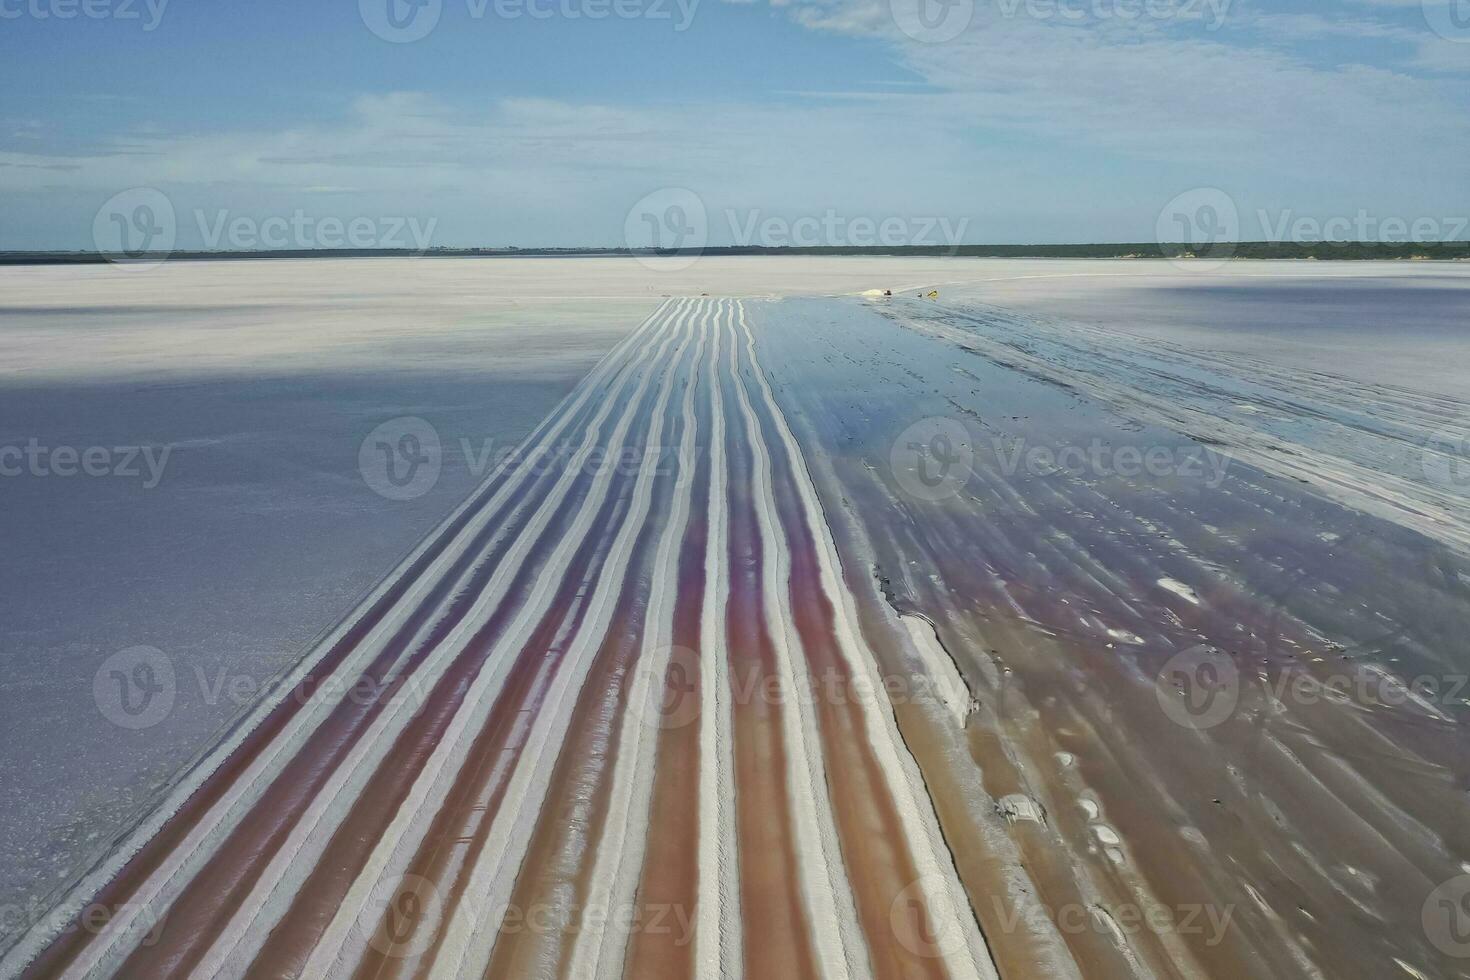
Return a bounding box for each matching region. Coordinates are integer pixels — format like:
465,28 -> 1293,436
4,242 -> 1469,264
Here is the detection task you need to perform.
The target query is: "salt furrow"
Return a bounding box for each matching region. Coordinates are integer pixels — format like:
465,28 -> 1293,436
735,304 -> 999,980
426,293 -> 699,978
725,302 -> 866,980
292,303 -> 695,978
562,297 -> 712,980
9,300 -> 680,980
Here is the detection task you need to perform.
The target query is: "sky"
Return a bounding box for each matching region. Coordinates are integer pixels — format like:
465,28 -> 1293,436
1,0 -> 1468,250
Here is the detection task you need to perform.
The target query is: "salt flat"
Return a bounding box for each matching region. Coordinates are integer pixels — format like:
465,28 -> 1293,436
2,257 -> 1469,978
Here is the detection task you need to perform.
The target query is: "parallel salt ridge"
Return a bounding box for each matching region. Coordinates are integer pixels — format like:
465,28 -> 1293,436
3,299 -> 675,980
430,290 -> 697,978
299,301 -> 694,978
568,296 -> 712,980
195,300 -> 696,979
697,300 -> 744,980
727,301 -> 865,980
735,303 -> 1000,980
9,295 -> 1019,980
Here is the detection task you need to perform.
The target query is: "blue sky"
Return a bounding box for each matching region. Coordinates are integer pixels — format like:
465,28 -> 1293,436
2,0 -> 1468,249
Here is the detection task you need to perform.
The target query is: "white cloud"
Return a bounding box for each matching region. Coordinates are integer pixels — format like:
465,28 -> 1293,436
2,2 -> 1466,247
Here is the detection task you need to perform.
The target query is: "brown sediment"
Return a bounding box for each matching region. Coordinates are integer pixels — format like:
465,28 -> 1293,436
720,325 -> 822,980
122,310 -> 680,978
963,620 -> 1188,977
764,291 -> 1470,978
480,336 -> 697,980
621,334 -> 715,980
474,632 -> 638,980
19,360 -> 632,980
31,291 -> 1470,980
123,376 -> 657,979
747,302 -> 1144,977
990,513 -> 1415,977
989,486 -> 1443,958
799,473 -> 1099,980
870,471 -> 1298,976
733,333 -> 952,980
878,478 -> 1162,975
336,351 -> 679,980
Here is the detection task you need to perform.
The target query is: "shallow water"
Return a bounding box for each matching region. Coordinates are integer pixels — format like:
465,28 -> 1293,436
2,257 -> 1468,977
0,260 -> 649,948
755,293 -> 1470,978
950,268 -> 1470,400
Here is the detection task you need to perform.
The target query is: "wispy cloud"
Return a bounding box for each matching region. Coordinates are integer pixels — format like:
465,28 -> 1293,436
2,3 -> 1465,248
